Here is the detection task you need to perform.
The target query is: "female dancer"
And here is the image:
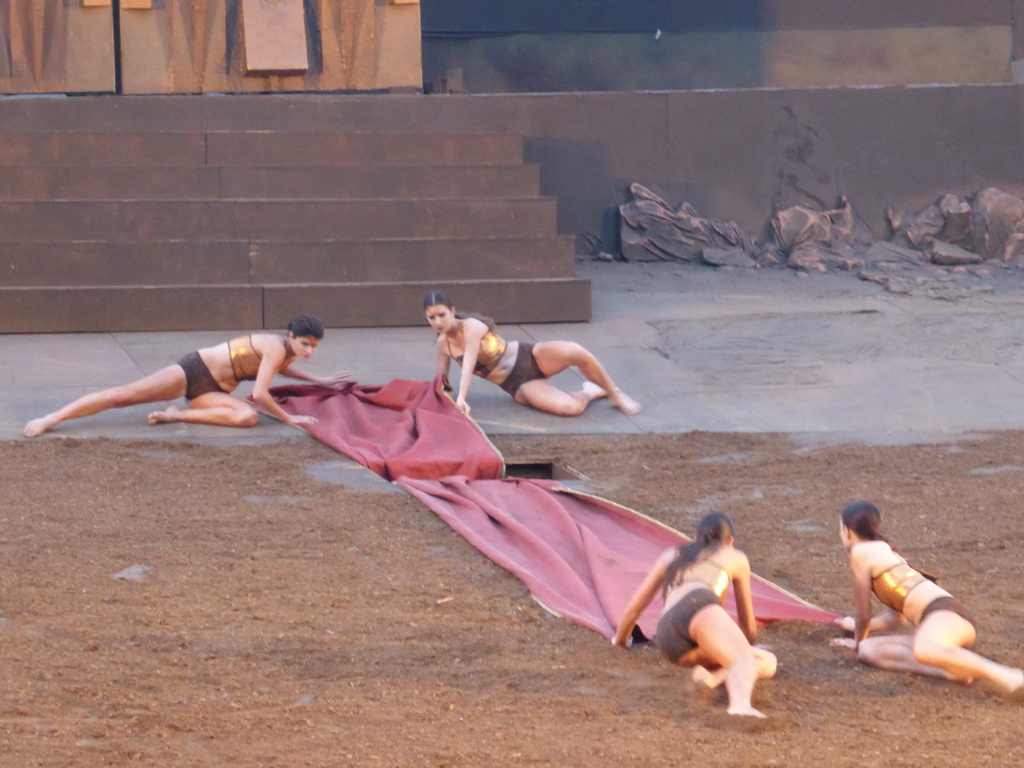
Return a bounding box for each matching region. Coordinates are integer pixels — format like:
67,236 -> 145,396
23,313 -> 349,437
832,500 -> 1023,695
613,512 -> 777,718
423,290 -> 641,417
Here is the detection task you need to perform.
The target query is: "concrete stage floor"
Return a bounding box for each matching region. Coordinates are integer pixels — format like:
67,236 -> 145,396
6,261 -> 1024,449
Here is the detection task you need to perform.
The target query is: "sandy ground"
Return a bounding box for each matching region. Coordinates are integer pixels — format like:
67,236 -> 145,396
2,429 -> 1022,768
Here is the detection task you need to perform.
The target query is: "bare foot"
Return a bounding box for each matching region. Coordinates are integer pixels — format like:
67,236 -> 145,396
23,416 -> 55,438
612,389 -> 642,416
692,665 -> 723,689
727,704 -> 767,719
830,637 -> 856,649
833,615 -> 855,632
148,405 -> 182,425
580,381 -> 607,401
996,667 -> 1024,697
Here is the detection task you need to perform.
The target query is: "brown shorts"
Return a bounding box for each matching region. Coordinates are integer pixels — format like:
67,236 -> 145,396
655,588 -> 721,664
918,596 -> 976,629
498,342 -> 546,396
177,351 -> 226,401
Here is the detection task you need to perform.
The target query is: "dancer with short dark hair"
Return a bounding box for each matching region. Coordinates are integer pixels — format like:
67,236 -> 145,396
831,500 -> 1023,695
422,289 -> 640,417
613,512 -> 776,718
23,313 -> 349,437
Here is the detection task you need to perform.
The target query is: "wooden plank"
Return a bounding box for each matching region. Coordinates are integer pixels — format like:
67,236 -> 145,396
241,0 -> 308,74
116,0 -> 420,93
1,0 -> 114,93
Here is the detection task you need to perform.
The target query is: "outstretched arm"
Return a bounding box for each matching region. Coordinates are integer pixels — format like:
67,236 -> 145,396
251,344 -> 314,427
848,550 -> 877,647
453,320 -> 487,415
435,338 -> 452,383
731,555 -> 758,646
833,609 -> 906,634
279,365 -> 352,388
613,548 -> 673,646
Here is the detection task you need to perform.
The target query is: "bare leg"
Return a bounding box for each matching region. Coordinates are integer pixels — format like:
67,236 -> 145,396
148,392 -> 259,428
515,379 -> 592,416
692,664 -> 726,689
24,365 -> 187,437
531,341 -> 641,415
688,606 -> 774,718
912,612 -> 1023,693
856,634 -> 970,682
692,647 -> 777,690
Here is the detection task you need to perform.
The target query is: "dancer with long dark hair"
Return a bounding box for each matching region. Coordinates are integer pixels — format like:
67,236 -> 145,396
832,500 -> 1023,695
613,512 -> 776,718
422,289 -> 640,417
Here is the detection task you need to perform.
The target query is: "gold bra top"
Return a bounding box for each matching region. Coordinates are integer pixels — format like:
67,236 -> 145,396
666,554 -> 730,601
227,334 -> 288,381
452,330 -> 508,377
872,558 -> 927,613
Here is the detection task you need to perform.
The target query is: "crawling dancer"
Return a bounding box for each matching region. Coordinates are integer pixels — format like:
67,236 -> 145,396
23,313 -> 349,437
613,513 -> 776,718
423,289 -> 641,418
832,501 -> 1023,696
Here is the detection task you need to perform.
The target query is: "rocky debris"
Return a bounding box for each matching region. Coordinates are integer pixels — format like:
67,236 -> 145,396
973,187 -> 1024,260
618,183 -> 754,262
700,247 -> 759,269
925,240 -> 983,266
616,184 -> 1024,298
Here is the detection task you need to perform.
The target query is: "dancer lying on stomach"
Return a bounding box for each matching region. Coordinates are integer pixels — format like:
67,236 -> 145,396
832,500 -> 1023,696
24,313 -> 349,437
423,289 -> 640,418
613,512 -> 776,718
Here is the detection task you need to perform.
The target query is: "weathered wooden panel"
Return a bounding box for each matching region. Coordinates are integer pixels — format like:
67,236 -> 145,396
0,0 -> 114,93
241,0 -> 308,74
118,0 -> 421,94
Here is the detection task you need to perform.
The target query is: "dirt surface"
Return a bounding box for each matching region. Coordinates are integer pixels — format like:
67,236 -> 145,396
2,431 -> 1023,767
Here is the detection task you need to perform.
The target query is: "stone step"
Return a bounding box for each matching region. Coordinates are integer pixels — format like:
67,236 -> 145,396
0,237 -> 576,286
206,131 -> 525,167
0,165 -> 542,201
266,278 -> 592,329
0,278 -> 592,333
249,237 -> 576,284
0,131 -> 524,167
0,198 -> 558,241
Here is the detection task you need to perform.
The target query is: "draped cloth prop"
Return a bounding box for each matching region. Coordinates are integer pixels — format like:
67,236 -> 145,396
398,476 -> 836,639
264,380 -> 503,482
264,378 -> 838,639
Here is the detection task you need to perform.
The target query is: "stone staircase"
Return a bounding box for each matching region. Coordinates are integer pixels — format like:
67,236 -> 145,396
0,127 -> 589,332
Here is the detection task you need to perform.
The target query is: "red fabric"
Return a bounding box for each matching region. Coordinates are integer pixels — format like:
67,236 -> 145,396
399,477 -> 837,639
263,378 -> 503,482
268,377 -> 838,637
